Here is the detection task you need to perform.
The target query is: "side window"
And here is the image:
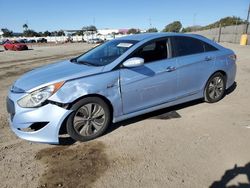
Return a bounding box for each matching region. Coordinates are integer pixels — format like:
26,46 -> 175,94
173,36 -> 205,57
203,42 -> 218,52
132,39 -> 168,63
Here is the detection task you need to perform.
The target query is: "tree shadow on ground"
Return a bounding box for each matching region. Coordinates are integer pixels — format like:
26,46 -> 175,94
210,162 -> 250,188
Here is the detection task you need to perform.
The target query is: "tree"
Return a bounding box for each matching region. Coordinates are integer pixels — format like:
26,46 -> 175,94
82,25 -> 97,32
181,26 -> 202,33
51,31 -> 58,36
75,30 -> 84,36
43,30 -> 52,37
23,29 -> 39,37
88,25 -> 97,32
146,28 -> 158,33
127,28 -> 140,34
37,32 -> 43,37
201,16 -> 246,30
162,21 -> 182,32
1,28 -> 13,37
57,30 -> 65,36
23,24 -> 28,31
183,16 -> 246,32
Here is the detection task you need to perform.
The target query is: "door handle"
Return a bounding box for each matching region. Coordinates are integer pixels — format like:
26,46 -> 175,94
165,66 -> 176,72
205,56 -> 213,61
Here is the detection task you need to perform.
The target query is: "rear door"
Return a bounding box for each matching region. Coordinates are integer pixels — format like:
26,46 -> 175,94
120,38 -> 178,114
171,36 -> 218,98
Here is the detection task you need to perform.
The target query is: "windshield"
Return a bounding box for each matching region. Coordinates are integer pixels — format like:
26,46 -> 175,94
76,39 -> 138,66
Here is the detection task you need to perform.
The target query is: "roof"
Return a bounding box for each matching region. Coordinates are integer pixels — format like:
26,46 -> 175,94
117,32 -> 210,42
118,33 -> 166,41
117,32 -> 188,41
116,32 -> 222,49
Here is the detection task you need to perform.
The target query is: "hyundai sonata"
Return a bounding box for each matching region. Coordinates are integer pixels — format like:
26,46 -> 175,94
6,33 -> 236,144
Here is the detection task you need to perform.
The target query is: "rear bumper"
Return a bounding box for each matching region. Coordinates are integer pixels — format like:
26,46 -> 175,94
7,91 -> 72,144
226,60 -> 237,89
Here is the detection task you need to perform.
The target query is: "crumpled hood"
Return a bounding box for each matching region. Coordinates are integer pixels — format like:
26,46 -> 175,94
14,60 -> 104,92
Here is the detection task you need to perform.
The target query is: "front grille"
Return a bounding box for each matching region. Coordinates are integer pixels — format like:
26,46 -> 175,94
6,97 -> 15,117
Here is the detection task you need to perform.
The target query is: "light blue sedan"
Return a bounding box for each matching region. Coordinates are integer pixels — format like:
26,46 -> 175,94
6,33 -> 237,144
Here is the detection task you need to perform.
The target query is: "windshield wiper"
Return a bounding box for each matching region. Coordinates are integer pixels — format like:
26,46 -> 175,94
70,58 -> 94,66
70,58 -> 77,62
76,60 -> 97,66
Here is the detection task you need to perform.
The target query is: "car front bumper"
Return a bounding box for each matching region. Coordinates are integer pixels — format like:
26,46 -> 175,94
7,91 -> 72,144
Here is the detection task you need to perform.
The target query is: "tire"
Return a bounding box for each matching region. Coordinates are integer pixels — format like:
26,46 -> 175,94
66,97 -> 111,142
204,72 -> 226,103
4,47 -> 7,50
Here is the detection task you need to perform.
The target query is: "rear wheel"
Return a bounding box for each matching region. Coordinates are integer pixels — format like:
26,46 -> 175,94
66,97 -> 111,142
204,72 -> 226,103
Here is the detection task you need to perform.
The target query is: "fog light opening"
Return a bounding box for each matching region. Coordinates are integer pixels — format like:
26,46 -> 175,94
18,122 -> 49,132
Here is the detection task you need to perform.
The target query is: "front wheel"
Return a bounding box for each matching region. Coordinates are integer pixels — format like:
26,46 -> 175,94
204,72 -> 226,103
66,97 -> 111,142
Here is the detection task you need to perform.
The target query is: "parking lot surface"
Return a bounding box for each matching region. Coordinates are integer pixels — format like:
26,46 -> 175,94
0,43 -> 249,188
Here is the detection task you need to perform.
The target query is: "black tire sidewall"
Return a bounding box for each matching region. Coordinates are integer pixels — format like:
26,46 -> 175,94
66,97 -> 111,142
205,72 -> 226,103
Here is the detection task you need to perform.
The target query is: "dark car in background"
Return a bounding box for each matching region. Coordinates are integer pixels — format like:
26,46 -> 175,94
37,38 -> 47,43
17,39 -> 28,43
27,39 -> 36,43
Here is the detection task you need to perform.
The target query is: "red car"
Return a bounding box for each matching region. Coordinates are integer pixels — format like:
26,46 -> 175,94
3,41 -> 28,51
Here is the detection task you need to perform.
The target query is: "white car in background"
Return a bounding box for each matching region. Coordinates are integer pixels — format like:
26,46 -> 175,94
87,38 -> 104,44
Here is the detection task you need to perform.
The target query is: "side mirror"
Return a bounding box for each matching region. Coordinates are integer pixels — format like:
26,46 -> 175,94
122,57 -> 144,68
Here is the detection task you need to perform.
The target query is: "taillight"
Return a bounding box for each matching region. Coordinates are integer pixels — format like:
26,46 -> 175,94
229,54 -> 237,61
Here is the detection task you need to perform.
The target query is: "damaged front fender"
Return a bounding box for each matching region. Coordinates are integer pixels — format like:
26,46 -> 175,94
49,70 -> 123,121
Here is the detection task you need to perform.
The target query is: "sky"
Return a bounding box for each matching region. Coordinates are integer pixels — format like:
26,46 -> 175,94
0,0 -> 249,32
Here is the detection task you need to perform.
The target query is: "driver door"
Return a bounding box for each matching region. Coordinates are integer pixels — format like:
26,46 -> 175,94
120,38 -> 178,114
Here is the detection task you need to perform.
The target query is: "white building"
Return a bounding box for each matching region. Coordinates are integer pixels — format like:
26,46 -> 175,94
97,29 -> 119,35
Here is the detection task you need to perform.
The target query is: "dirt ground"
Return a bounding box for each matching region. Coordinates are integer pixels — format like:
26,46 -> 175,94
0,42 -> 249,188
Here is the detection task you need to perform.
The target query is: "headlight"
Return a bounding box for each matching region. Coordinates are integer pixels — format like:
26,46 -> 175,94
17,81 -> 64,108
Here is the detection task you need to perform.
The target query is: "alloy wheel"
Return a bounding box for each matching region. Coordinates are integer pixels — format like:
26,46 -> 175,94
73,103 -> 106,136
208,76 -> 224,100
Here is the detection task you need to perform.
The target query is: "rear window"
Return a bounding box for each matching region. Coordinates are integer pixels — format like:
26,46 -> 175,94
203,42 -> 218,52
172,36 -> 218,57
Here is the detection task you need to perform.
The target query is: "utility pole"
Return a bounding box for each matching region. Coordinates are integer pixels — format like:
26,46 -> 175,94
246,3 -> 250,34
218,23 -> 222,43
149,17 -> 152,28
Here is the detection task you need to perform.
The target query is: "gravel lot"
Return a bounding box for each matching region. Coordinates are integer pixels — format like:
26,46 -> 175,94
0,43 -> 249,188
